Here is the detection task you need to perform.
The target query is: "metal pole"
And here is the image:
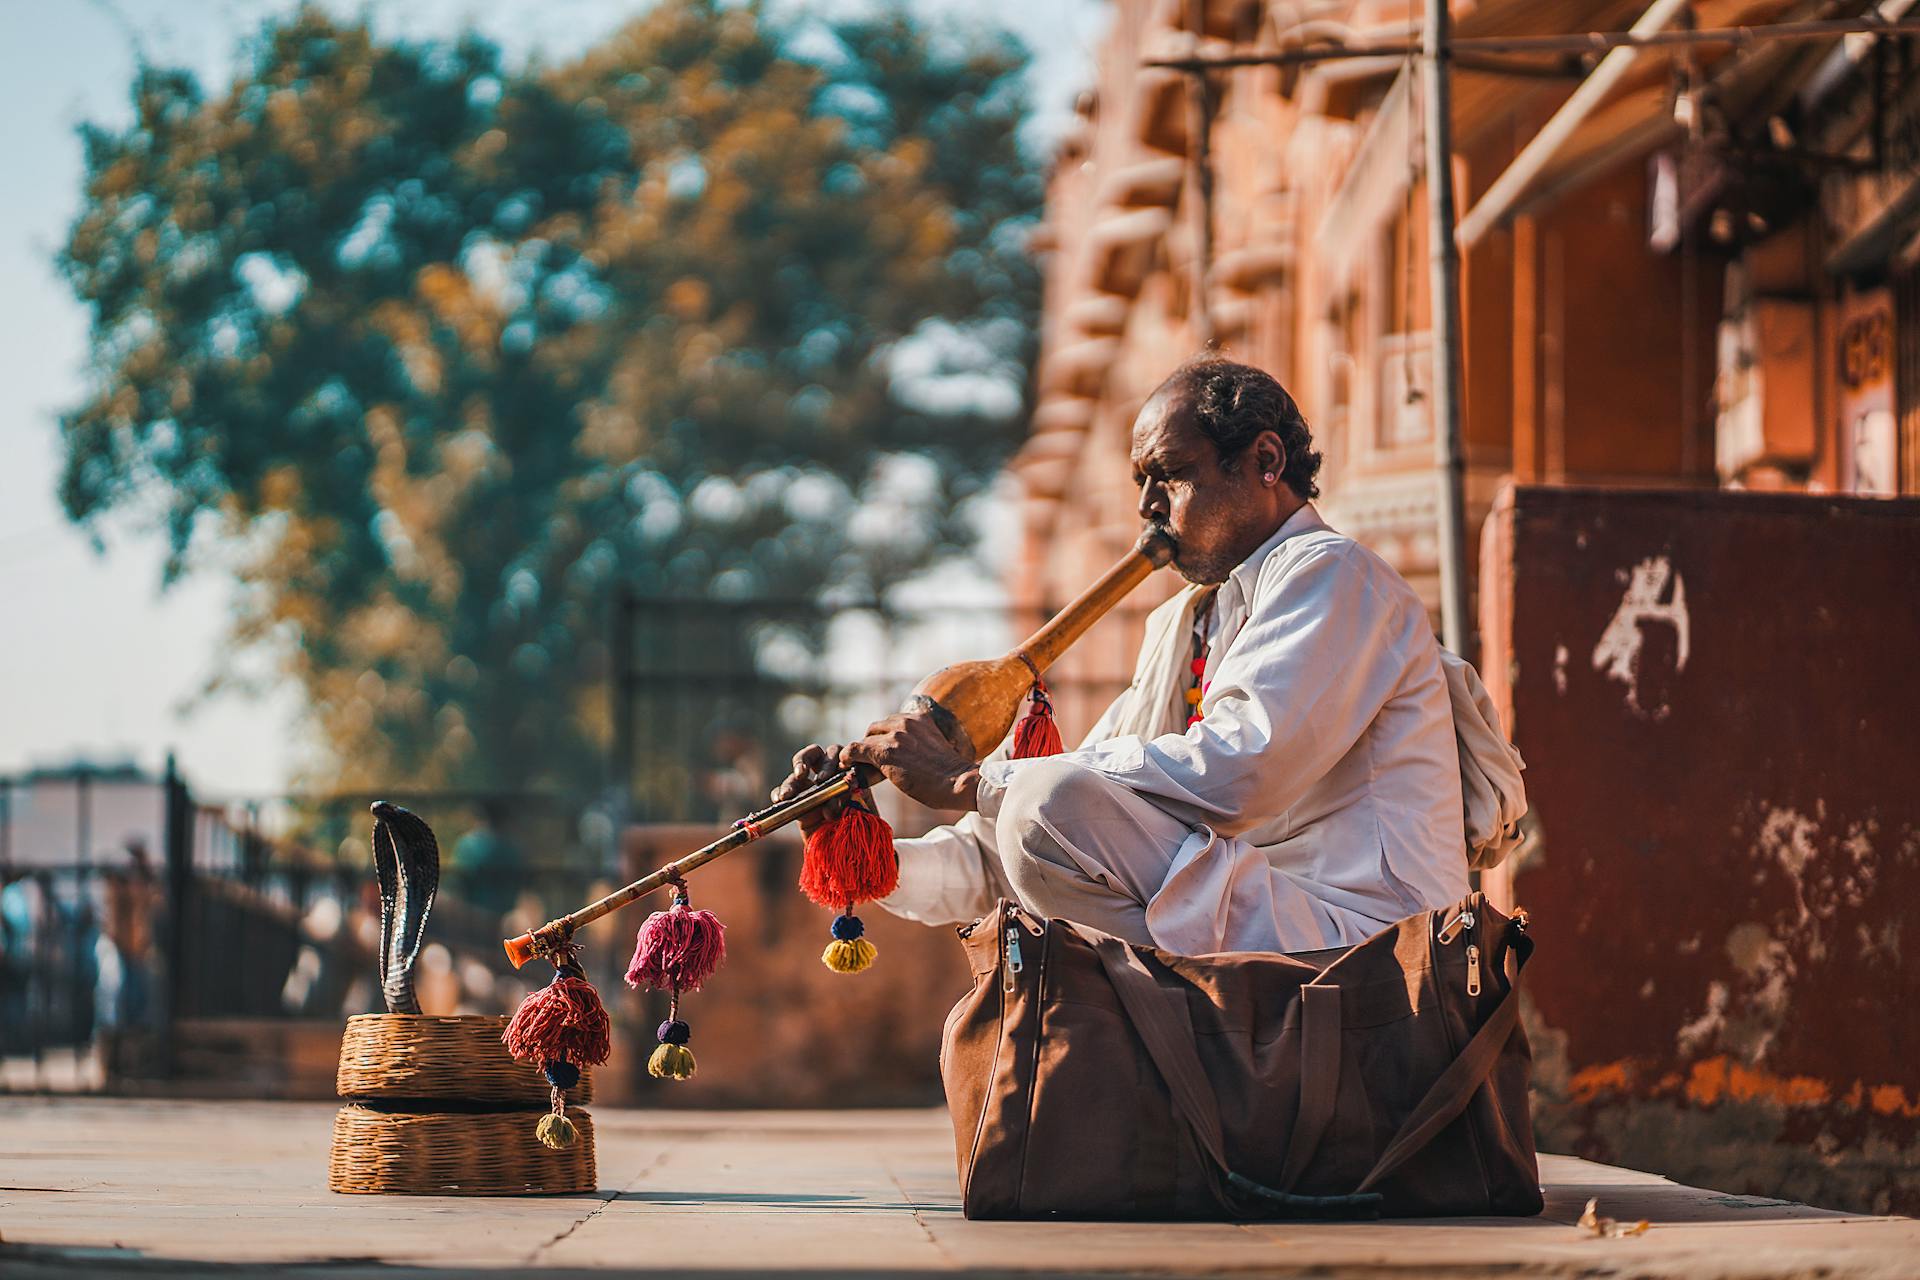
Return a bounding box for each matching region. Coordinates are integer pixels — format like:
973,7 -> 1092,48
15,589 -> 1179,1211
76,766 -> 91,871
1185,0 -> 1216,345
75,766 -> 93,1076
610,590 -> 635,827
1425,0 -> 1472,655
161,752 -> 191,1074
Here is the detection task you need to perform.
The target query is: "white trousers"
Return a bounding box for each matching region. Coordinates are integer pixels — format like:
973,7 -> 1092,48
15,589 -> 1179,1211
989,756 -> 1416,955
991,757 -> 1195,947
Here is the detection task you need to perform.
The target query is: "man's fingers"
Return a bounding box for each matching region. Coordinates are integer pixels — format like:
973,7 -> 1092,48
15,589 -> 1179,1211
771,743 -> 842,803
861,714 -> 909,740
841,736 -> 897,771
782,742 -> 848,832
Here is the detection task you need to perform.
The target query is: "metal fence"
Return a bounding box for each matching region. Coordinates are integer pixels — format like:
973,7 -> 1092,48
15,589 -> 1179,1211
0,762 -> 605,1092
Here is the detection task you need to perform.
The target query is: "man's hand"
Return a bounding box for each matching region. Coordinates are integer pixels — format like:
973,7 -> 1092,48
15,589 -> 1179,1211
771,744 -> 845,835
842,710 -> 981,813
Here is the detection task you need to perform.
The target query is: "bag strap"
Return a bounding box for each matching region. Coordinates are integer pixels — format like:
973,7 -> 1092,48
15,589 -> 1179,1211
1277,983 -> 1341,1190
1355,929 -> 1532,1193
1081,929 -> 1230,1165
1075,925 -> 1379,1218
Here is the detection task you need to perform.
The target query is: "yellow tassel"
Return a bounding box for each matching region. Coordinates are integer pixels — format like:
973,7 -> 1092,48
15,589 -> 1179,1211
821,936 -> 877,973
649,1042 -> 697,1080
535,1112 -> 578,1149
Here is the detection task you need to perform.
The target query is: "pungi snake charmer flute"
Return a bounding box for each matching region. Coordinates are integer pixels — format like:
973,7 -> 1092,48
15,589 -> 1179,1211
505,526 -> 1173,966
496,527 -> 1172,1097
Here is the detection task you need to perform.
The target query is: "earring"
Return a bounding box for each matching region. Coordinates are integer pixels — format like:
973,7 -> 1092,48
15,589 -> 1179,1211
1263,472 -> 1275,484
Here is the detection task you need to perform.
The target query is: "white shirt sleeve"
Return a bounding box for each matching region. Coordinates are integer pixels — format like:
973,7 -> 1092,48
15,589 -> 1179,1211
981,545 -> 1411,838
877,809 -> 1012,928
877,675 -> 1138,927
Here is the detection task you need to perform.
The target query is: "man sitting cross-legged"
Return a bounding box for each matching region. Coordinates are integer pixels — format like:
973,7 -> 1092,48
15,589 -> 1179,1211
775,356 -> 1473,955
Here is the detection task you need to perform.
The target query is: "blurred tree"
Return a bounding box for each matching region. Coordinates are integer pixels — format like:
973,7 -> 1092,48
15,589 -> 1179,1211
57,1 -> 1040,805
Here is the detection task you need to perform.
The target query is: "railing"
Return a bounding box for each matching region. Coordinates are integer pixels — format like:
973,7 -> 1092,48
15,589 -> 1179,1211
0,767 -> 601,1091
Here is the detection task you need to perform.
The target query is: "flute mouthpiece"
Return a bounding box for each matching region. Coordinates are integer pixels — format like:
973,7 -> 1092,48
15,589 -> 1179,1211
1137,526 -> 1176,567
503,932 -> 538,970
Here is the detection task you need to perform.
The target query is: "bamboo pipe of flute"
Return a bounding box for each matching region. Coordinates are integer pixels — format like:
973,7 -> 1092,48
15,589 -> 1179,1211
502,527 -> 1174,968
503,770 -> 858,968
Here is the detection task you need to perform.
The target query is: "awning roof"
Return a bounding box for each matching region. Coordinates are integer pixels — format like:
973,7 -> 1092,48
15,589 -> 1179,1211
1306,0 -> 1847,259
1453,0 -> 1847,236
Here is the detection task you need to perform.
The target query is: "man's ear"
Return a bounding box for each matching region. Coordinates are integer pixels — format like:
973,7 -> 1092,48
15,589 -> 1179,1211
1254,430 -> 1286,486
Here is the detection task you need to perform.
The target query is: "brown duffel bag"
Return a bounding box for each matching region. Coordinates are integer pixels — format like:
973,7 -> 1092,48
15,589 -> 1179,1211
940,891 -> 1539,1220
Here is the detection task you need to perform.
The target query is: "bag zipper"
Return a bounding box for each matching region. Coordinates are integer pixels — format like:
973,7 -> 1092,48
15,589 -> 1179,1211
1007,907 -> 1050,1215
1438,902 -> 1483,999
962,906 -> 1013,1208
1428,894 -> 1494,1204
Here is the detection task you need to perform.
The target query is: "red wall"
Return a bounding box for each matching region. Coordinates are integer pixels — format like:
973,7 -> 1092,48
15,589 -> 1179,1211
1482,484 -> 1920,1214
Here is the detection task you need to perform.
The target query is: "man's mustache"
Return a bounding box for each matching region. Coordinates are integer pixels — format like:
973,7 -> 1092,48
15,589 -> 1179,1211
1148,521 -> 1178,553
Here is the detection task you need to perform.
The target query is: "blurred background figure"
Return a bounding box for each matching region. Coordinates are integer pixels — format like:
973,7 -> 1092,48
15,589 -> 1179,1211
97,837 -> 161,1036
451,802 -> 524,919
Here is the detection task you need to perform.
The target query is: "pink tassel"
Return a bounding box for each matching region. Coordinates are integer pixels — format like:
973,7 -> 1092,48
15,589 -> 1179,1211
626,896 -> 727,993
1012,679 -> 1064,758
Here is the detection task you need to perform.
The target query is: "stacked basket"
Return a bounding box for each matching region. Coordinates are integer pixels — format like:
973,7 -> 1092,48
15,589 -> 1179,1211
328,1012 -> 597,1195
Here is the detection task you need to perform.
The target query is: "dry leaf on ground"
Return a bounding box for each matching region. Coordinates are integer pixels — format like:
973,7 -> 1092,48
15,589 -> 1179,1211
1579,1197 -> 1652,1239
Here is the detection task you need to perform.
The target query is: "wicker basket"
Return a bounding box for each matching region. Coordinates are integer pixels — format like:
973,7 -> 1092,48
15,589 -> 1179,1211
330,1012 -> 599,1195
328,1105 -> 596,1195
335,1013 -> 594,1105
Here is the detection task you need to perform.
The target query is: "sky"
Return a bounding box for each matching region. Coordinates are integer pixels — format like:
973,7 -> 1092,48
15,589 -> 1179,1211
0,0 -> 1108,799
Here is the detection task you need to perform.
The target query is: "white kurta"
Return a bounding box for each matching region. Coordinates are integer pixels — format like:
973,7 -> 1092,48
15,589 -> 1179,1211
881,503 -> 1470,954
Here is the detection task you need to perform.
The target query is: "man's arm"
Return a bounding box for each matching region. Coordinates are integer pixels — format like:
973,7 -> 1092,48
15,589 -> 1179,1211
878,809 -> 1014,926
982,545 -> 1413,837
774,664 -> 1148,927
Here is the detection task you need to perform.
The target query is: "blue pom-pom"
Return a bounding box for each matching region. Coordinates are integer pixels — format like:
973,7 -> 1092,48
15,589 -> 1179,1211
542,1058 -> 581,1089
657,1018 -> 691,1045
831,914 -> 866,941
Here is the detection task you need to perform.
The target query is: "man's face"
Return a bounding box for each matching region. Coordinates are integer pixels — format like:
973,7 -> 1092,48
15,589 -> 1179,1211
1129,390 -> 1273,585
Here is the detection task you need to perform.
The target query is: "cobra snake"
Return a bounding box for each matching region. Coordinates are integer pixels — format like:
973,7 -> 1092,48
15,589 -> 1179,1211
370,801 -> 440,1014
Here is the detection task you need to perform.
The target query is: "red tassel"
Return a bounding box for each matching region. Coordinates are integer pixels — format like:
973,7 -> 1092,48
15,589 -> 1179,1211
799,790 -> 898,909
1012,680 -> 1064,759
626,895 -> 726,993
503,965 -> 612,1067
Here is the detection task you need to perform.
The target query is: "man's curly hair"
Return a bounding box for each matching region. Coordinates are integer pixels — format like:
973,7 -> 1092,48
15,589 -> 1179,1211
1160,355 -> 1323,499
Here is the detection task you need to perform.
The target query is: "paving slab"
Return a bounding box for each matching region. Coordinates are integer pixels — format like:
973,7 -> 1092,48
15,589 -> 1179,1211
1,1098 -> 1914,1278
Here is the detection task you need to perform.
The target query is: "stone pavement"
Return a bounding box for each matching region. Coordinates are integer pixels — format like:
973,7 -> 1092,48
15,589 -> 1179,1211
1,1098 -> 1915,1278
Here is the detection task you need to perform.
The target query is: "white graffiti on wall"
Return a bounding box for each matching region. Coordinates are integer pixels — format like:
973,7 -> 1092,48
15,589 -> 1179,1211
1591,555 -> 1690,719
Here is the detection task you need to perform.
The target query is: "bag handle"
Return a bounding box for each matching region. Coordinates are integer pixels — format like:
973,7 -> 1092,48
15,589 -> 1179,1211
1072,918 -> 1531,1215
1278,983 -> 1342,1190
1075,926 -> 1380,1219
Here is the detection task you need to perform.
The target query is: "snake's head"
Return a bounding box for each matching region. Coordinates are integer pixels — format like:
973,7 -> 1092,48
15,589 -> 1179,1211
370,800 -> 406,822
